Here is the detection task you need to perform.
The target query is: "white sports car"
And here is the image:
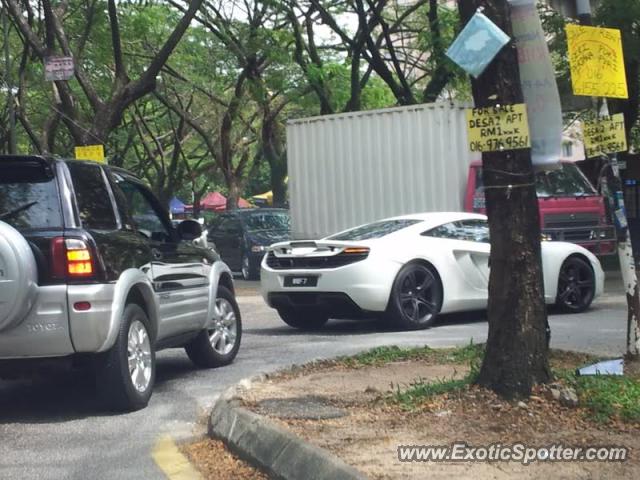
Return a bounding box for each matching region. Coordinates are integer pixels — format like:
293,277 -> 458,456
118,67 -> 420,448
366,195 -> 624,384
260,212 -> 604,330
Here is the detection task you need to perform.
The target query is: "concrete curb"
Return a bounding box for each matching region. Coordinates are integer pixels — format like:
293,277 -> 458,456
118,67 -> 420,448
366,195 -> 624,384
208,379 -> 367,480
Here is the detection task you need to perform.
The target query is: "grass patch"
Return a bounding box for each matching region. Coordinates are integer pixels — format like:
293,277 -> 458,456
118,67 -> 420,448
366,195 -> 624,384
339,342 -> 485,368
574,375 -> 640,423
393,375 -> 475,409
382,343 -> 483,409
553,359 -> 640,423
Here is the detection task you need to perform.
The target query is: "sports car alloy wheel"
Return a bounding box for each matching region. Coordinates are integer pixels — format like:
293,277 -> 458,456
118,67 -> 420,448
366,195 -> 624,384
209,297 -> 238,355
241,254 -> 250,280
556,256 -> 595,313
388,262 -> 442,330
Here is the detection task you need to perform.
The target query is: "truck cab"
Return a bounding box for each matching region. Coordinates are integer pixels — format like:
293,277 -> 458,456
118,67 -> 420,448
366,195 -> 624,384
465,161 -> 616,256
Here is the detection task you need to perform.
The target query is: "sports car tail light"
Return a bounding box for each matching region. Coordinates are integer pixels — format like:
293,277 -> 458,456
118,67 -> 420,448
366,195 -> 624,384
343,247 -> 370,254
51,238 -> 95,279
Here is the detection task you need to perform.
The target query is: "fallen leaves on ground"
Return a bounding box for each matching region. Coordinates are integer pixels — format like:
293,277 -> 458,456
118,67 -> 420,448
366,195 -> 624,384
182,439 -> 268,480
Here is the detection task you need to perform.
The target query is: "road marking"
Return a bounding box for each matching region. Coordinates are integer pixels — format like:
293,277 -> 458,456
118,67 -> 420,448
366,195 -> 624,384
152,435 -> 203,480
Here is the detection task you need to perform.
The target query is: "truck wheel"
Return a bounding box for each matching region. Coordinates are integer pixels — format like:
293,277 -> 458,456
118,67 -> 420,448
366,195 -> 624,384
386,262 -> 442,330
555,256 -> 595,313
95,304 -> 155,412
185,286 -> 242,368
277,309 -> 329,330
0,221 -> 38,332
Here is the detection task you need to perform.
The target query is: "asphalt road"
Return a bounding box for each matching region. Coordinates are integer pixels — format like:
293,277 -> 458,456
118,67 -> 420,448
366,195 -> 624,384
0,276 -> 629,479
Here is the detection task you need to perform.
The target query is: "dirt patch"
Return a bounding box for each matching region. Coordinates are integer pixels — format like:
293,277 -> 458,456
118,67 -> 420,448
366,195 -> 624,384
244,361 -> 469,404
240,351 -> 639,480
182,438 -> 268,480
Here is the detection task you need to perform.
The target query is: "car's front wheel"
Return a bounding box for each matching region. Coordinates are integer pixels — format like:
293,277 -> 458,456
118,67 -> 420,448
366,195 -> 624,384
387,262 -> 442,330
555,256 -> 595,313
185,286 -> 242,368
95,303 -> 155,411
277,308 -> 329,330
241,253 -> 260,281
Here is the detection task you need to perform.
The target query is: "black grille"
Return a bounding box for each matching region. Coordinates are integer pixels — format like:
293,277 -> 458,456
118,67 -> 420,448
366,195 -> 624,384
266,251 -> 368,270
544,212 -> 599,228
543,212 -> 601,242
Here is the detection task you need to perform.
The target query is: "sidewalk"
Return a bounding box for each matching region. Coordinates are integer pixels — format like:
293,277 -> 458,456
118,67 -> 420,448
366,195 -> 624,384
203,347 -> 639,480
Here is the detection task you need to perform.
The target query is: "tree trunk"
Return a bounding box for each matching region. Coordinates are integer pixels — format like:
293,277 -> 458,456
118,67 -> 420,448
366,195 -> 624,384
270,159 -> 288,207
226,179 -> 240,211
459,0 -> 551,398
260,108 -> 288,207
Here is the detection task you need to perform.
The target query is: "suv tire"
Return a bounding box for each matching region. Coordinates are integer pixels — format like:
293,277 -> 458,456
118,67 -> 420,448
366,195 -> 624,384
185,286 -> 242,368
95,304 -> 155,411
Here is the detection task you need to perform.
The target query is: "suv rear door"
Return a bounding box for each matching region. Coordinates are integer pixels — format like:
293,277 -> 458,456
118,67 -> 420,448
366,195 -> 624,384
115,176 -> 209,338
0,156 -> 65,284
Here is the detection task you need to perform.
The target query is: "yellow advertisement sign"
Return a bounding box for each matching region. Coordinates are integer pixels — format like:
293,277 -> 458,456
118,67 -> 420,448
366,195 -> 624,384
466,104 -> 530,153
583,113 -> 627,158
566,24 -> 628,99
75,145 -> 105,163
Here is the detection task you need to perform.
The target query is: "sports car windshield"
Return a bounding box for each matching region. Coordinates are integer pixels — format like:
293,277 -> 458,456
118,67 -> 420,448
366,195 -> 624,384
327,219 -> 421,241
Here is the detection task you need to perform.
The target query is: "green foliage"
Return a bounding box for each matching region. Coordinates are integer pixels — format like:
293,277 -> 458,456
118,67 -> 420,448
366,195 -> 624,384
390,342 -> 483,410
338,341 -> 484,369
3,0 -> 472,201
576,375 -> 640,422
393,376 -> 473,409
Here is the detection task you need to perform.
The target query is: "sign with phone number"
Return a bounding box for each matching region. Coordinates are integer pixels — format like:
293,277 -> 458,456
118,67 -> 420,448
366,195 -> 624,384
583,113 -> 627,158
466,104 -> 531,153
566,24 -> 628,99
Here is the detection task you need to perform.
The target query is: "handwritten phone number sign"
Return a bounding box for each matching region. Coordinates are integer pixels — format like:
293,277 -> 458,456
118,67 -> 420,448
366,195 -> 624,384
583,113 -> 627,158
466,104 -> 531,153
566,24 -> 628,99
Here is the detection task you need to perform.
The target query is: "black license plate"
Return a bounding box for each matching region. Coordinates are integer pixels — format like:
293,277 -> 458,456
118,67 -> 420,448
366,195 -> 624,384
284,275 -> 318,287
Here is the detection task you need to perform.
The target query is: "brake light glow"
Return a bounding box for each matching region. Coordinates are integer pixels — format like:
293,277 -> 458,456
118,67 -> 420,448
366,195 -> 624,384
51,238 -> 94,278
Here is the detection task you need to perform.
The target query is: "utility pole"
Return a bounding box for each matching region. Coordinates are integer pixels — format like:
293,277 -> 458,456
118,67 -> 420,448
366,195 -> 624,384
458,0 -> 551,398
575,1 -> 640,359
2,5 -> 16,154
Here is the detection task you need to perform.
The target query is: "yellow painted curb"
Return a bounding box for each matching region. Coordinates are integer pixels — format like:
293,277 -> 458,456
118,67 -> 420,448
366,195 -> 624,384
152,435 -> 203,480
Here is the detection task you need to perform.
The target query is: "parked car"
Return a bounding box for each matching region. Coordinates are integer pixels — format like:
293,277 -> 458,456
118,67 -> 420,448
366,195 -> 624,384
261,212 -> 604,331
0,155 -> 242,411
207,208 -> 290,280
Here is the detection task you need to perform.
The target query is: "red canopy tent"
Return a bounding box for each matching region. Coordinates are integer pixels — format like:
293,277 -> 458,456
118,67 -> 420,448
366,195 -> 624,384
186,192 -> 253,212
201,192 -> 227,211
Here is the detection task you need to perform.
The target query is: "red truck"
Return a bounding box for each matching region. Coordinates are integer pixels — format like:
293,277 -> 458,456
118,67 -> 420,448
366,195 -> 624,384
465,160 -> 616,255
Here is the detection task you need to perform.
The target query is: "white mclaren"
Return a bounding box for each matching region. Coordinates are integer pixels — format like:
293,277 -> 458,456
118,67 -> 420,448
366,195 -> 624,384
260,212 -> 604,330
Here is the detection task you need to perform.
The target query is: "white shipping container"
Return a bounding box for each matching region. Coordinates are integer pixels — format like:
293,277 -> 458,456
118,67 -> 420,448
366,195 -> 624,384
287,102 -> 480,239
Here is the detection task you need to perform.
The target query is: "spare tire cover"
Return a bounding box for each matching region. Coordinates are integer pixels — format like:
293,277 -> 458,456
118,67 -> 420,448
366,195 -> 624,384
0,221 -> 38,332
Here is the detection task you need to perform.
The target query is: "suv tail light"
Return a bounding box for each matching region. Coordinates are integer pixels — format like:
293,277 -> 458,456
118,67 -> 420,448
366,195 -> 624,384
51,238 -> 95,279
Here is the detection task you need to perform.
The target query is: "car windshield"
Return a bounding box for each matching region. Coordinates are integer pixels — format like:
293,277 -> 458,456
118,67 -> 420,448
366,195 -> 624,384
242,211 -> 290,231
0,161 -> 62,229
534,163 -> 597,197
327,219 -> 421,241
474,163 -> 597,199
